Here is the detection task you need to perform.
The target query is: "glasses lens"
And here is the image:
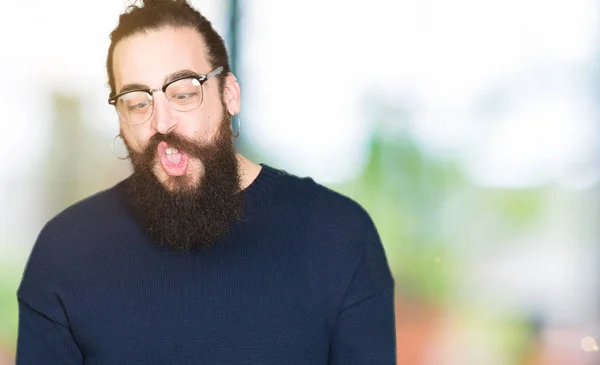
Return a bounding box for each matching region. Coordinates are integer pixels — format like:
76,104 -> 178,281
117,91 -> 153,125
165,78 -> 203,111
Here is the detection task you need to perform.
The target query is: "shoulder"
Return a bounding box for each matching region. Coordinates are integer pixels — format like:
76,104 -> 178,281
23,180 -> 130,270
267,165 -> 378,253
267,166 -> 393,314
276,166 -> 373,222
38,180 -> 127,244
17,181 -> 128,313
267,165 -> 369,215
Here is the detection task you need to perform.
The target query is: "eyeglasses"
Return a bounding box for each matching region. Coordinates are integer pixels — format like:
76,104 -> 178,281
108,66 -> 224,125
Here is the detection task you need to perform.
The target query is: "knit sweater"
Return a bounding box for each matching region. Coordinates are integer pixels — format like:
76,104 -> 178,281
17,164 -> 396,364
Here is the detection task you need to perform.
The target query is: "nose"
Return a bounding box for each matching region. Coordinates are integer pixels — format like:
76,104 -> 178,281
151,92 -> 177,134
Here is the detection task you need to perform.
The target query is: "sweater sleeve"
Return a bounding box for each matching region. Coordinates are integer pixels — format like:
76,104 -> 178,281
328,214 -> 396,365
17,299 -> 83,364
16,221 -> 83,365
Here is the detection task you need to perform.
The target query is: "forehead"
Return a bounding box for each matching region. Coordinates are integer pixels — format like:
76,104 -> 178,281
113,26 -> 211,90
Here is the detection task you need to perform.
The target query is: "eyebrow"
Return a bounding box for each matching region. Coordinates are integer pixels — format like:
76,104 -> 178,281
164,69 -> 199,85
118,69 -> 201,94
118,83 -> 148,94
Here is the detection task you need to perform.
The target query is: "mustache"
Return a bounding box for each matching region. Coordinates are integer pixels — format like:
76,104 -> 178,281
123,114 -> 233,173
145,132 -> 215,159
126,130 -> 229,168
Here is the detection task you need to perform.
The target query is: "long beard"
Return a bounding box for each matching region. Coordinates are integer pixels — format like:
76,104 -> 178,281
121,117 -> 245,252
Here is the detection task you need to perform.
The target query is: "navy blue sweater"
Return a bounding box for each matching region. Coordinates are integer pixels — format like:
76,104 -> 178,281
17,165 -> 396,364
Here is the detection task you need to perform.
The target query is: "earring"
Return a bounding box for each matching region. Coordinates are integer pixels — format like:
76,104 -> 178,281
232,114 -> 241,139
111,134 -> 130,160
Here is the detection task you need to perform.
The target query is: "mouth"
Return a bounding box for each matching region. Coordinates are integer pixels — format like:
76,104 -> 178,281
157,141 -> 189,176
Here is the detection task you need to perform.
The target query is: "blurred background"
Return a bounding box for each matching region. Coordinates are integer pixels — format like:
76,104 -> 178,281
1,0 -> 600,364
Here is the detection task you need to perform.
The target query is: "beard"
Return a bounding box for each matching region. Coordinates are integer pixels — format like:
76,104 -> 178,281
120,115 -> 245,252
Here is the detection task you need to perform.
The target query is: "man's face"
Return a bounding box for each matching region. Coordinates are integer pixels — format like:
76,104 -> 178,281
113,26 -> 226,191
110,26 -> 244,251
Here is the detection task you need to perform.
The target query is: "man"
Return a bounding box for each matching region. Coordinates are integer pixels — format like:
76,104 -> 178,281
16,0 -> 396,363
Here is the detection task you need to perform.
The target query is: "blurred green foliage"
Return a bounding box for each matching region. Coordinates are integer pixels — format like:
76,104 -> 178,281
0,260 -> 21,352
334,132 -> 464,303
333,121 -> 549,304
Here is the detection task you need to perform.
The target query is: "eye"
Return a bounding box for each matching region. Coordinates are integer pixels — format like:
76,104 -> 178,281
173,92 -> 197,100
167,78 -> 202,104
118,91 -> 152,113
127,100 -> 151,112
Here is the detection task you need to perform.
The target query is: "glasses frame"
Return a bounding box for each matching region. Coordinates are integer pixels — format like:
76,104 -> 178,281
108,66 -> 224,125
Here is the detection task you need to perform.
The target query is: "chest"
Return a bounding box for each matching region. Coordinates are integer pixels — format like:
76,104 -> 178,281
64,235 -> 330,364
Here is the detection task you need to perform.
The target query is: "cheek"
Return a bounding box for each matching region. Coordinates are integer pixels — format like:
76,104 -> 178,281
184,108 -> 223,139
120,122 -> 153,152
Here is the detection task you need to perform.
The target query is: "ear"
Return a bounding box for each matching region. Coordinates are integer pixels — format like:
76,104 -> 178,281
223,72 -> 241,116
